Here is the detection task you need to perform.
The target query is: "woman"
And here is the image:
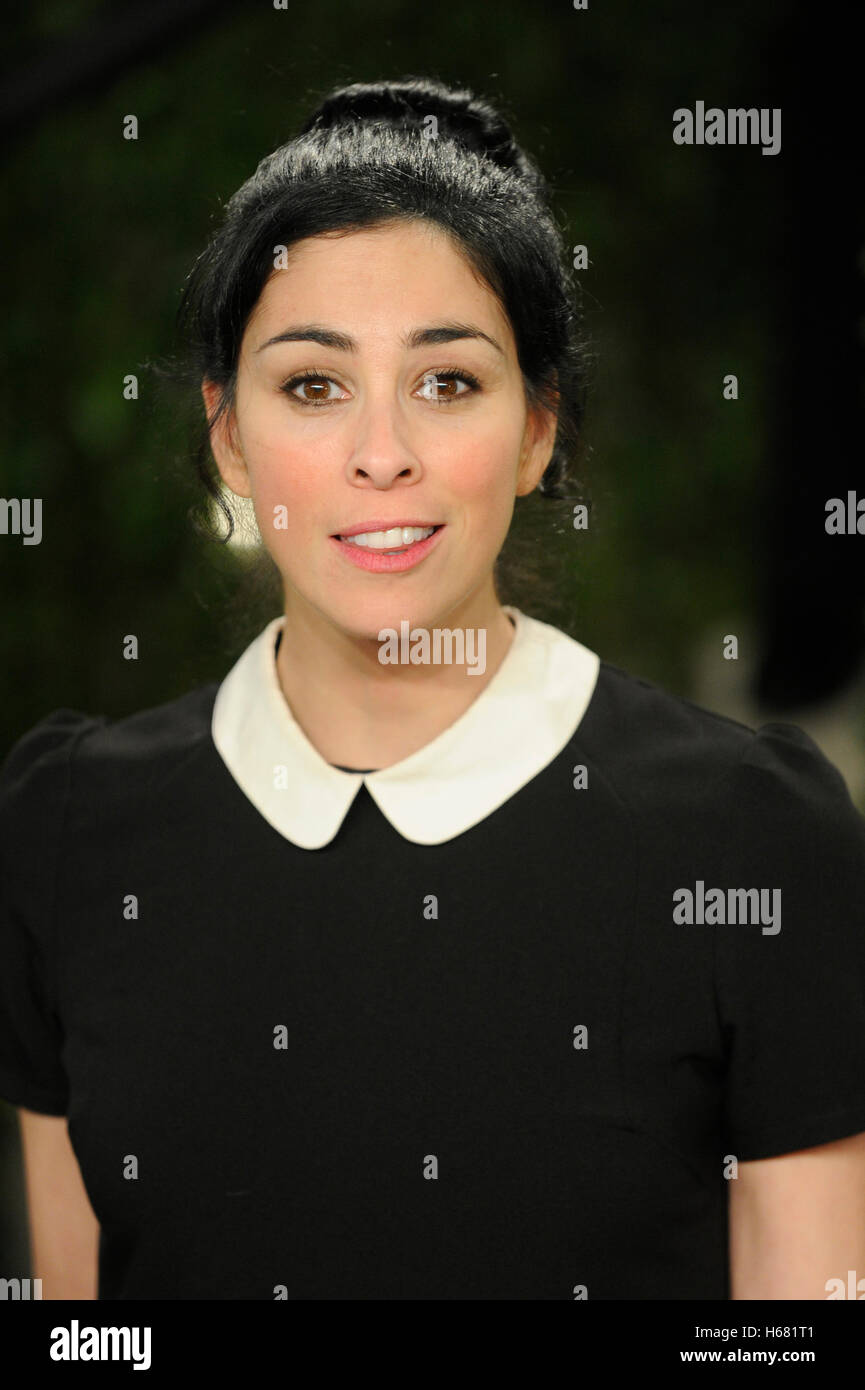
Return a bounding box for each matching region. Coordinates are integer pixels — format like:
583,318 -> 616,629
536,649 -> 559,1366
2,77 -> 865,1302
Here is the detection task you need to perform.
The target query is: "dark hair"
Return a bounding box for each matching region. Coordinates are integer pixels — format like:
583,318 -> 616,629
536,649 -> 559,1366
170,76 -> 592,621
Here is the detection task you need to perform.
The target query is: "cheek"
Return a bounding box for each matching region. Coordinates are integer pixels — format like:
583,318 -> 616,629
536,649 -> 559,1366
238,411 -> 329,537
441,415 -> 524,518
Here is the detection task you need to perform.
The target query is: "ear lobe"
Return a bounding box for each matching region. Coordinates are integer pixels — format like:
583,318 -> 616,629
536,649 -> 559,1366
200,379 -> 251,498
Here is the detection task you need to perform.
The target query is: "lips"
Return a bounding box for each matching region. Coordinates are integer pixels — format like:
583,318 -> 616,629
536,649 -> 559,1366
329,523 -> 446,573
333,519 -> 443,539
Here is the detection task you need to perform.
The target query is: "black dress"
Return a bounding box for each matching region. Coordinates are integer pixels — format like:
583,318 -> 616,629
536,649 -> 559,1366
2,605 -> 865,1299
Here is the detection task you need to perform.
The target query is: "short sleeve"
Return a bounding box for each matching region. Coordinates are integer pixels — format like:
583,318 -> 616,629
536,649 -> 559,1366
0,709 -> 102,1115
716,722 -> 865,1162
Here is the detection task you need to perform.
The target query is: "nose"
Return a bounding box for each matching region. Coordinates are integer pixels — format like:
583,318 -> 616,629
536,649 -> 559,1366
345,395 -> 423,488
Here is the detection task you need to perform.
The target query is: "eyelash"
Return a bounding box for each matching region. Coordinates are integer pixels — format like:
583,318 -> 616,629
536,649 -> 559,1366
278,367 -> 482,408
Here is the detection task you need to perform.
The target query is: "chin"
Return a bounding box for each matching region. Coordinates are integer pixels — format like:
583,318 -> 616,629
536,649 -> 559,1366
328,592 -> 451,643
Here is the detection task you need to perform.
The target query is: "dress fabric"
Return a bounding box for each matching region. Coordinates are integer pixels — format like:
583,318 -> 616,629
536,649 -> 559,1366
2,606 -> 865,1300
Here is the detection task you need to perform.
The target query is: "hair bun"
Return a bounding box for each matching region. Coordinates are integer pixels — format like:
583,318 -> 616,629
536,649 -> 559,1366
299,76 -> 536,180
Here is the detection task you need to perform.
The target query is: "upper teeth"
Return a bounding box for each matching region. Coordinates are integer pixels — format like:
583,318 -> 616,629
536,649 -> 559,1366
341,526 -> 435,549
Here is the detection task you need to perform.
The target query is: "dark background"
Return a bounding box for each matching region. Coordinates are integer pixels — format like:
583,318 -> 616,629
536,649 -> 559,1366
1,0 -> 863,1280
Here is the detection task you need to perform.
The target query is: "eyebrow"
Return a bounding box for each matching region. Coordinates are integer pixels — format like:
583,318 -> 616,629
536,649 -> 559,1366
255,321 -> 504,356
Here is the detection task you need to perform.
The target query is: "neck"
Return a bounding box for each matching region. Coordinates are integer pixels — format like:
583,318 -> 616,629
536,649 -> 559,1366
274,584 -> 516,770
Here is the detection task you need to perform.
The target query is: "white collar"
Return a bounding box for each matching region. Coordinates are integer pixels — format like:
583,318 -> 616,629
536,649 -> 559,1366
211,605 -> 600,849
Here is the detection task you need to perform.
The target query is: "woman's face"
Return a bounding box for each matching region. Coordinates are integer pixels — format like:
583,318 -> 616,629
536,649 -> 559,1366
204,218 -> 556,639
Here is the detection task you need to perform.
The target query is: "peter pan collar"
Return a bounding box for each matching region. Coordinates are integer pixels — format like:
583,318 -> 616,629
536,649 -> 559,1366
211,605 -> 600,850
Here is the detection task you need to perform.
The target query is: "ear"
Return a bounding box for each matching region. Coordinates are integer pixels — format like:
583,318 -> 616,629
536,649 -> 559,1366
515,390 -> 559,497
201,379 -> 252,498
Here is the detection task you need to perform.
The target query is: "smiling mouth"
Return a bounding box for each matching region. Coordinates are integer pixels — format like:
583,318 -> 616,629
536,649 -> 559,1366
333,524 -> 444,553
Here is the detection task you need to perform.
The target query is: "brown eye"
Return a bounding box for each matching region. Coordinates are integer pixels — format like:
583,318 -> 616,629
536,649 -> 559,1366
300,378 -> 330,401
281,374 -> 342,405
418,371 -> 477,401
430,375 -> 457,398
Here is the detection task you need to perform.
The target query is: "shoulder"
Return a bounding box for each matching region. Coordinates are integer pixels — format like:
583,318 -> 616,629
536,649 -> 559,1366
0,684 -> 218,826
587,659 -> 755,769
0,709 -> 102,834
580,659 -> 864,839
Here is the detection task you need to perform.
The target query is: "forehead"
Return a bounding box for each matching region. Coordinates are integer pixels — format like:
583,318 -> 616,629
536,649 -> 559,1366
245,219 -> 513,346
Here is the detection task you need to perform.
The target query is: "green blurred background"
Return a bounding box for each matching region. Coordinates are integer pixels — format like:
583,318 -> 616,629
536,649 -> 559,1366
5,0 -> 858,722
